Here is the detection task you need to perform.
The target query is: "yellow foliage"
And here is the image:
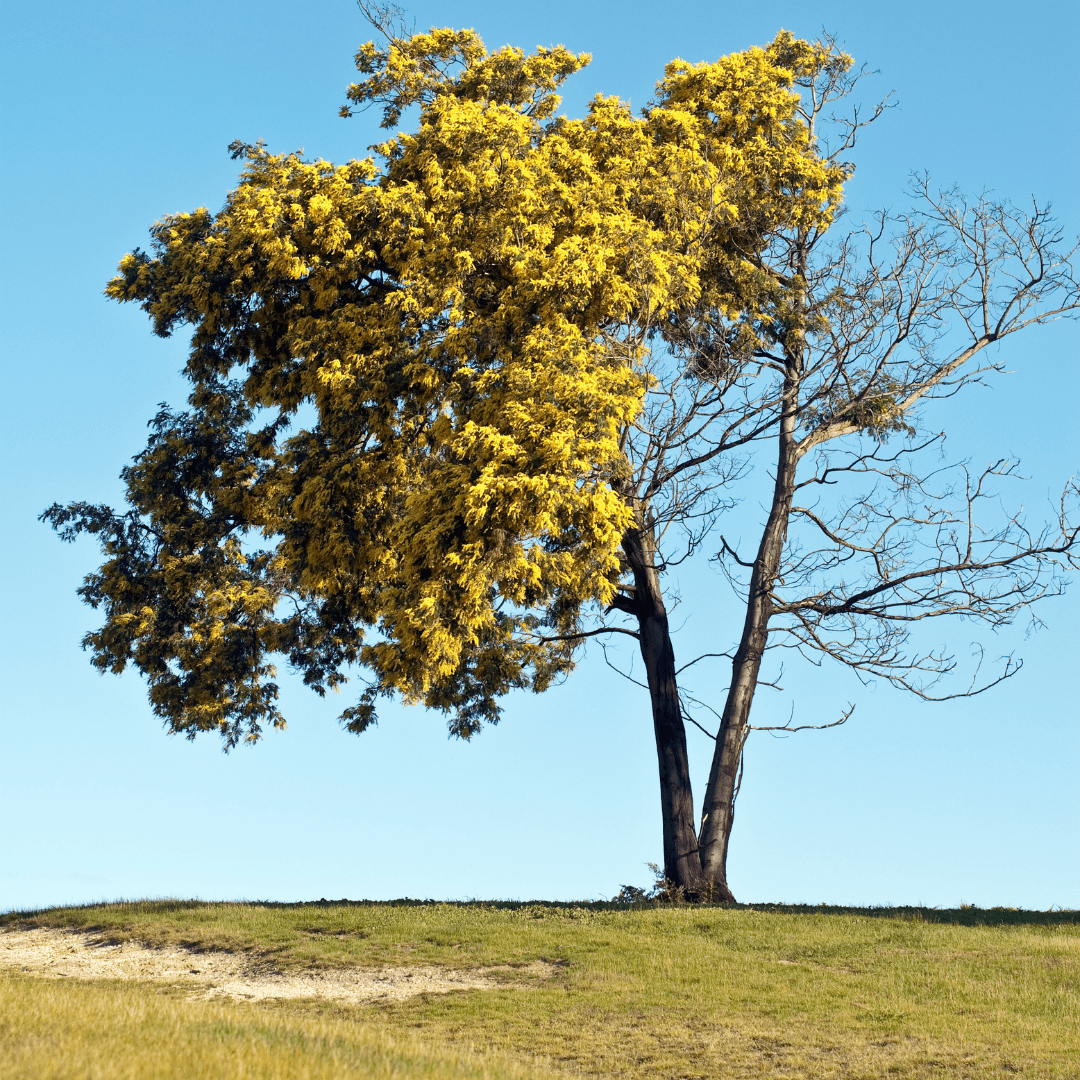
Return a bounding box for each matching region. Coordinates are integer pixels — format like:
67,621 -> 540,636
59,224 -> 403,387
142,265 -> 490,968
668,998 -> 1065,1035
51,26 -> 848,745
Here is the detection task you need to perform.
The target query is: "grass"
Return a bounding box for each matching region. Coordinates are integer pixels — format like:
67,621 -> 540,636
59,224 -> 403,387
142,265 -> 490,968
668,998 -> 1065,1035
3,899 -> 1079,1078
0,971 -> 561,1080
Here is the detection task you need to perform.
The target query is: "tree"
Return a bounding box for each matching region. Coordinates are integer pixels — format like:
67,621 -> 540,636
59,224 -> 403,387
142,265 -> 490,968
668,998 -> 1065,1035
677,174 -> 1080,897
44,15 -> 1079,901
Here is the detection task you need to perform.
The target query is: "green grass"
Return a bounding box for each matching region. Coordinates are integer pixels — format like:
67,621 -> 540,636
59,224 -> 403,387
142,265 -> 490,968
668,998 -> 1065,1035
3,899 -> 1079,1078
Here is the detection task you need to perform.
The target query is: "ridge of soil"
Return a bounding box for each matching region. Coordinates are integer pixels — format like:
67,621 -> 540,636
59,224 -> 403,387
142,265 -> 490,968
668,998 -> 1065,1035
0,927 -> 552,1004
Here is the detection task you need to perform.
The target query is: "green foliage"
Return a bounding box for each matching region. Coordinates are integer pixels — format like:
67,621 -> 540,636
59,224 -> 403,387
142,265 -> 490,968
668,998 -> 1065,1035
806,372 -> 918,440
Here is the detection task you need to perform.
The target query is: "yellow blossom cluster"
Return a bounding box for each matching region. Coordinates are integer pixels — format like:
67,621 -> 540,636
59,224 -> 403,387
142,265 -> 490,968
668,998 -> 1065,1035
67,28 -> 846,743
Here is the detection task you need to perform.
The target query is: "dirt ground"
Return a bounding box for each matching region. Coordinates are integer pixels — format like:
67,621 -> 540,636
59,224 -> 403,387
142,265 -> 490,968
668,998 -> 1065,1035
0,927 -> 549,1004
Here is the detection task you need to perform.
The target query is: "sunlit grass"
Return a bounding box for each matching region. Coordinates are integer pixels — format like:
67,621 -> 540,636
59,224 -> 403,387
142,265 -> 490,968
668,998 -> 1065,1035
0,971 -> 562,1080
3,900 -> 1078,1078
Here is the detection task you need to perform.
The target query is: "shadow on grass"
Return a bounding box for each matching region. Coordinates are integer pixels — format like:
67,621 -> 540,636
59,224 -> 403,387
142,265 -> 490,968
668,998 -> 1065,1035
717,902 -> 1080,927
3,897 -> 1079,928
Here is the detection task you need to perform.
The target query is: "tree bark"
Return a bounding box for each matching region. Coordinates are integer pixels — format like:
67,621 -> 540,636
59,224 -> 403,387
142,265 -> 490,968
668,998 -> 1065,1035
623,517 -> 704,895
697,254 -> 807,901
696,425 -> 797,897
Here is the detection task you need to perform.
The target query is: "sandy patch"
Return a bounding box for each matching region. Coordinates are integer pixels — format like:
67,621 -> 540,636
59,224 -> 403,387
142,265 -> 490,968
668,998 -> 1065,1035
0,927 -> 552,1004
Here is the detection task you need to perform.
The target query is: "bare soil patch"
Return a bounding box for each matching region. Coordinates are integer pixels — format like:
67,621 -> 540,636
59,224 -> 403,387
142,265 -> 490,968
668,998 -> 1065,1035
0,927 -> 552,1004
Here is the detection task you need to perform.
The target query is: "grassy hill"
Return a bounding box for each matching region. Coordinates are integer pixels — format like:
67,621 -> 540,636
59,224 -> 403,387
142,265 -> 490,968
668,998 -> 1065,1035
2,899 -> 1078,1078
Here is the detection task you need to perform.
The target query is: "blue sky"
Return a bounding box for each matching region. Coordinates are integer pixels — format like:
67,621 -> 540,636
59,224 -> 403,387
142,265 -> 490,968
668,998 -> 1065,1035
1,0 -> 1077,912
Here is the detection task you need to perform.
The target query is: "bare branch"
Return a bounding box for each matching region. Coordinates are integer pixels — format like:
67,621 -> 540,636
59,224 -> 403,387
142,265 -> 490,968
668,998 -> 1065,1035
356,0 -> 413,43
717,536 -> 756,568
751,702 -> 855,733
682,712 -> 717,740
675,651 -> 735,676
538,626 -> 640,644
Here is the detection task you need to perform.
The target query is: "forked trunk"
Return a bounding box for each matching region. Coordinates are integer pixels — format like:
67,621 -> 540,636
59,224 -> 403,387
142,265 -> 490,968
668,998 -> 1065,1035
624,520 -> 703,896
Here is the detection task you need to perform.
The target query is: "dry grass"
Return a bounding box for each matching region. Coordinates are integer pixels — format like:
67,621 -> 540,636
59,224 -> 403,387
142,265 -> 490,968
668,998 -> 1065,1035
0,970 -> 563,1080
3,900 -> 1078,1078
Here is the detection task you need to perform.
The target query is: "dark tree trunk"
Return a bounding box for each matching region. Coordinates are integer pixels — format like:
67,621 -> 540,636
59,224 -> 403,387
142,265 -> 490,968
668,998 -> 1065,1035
623,518 -> 703,895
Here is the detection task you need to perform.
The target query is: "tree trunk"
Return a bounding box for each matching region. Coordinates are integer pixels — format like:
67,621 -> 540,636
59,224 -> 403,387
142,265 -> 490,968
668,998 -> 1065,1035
696,431 -> 796,898
624,517 -> 703,896
697,259 -> 807,902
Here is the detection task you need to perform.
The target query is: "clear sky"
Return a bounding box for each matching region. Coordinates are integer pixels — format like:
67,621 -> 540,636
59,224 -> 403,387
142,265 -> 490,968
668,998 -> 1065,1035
2,0 -> 1077,912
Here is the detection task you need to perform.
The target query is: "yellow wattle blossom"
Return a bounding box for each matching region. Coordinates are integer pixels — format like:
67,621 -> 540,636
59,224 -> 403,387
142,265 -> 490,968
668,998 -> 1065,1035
52,28 -> 846,745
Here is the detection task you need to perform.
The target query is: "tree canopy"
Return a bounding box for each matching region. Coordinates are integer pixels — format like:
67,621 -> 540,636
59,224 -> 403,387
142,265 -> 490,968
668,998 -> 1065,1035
47,27 -> 842,745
